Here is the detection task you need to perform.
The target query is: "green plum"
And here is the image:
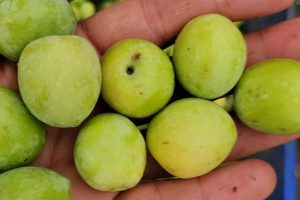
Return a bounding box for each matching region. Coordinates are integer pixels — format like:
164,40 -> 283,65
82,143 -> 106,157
0,166 -> 71,200
146,98 -> 237,178
234,59 -> 300,135
71,0 -> 96,21
0,87 -> 45,171
101,38 -> 175,118
0,0 -> 76,61
173,14 -> 246,99
74,113 -> 146,191
18,35 -> 101,128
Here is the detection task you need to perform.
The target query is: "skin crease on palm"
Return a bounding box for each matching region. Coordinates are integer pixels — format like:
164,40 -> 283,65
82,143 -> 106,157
1,0 -> 300,199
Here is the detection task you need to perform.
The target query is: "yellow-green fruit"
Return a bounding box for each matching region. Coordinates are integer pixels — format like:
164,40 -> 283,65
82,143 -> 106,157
0,167 -> 71,200
146,98 -> 237,178
74,113 -> 146,191
18,35 -> 101,128
0,87 -> 45,171
234,59 -> 300,135
0,0 -> 76,61
101,38 -> 175,118
173,14 -> 246,99
71,0 -> 96,21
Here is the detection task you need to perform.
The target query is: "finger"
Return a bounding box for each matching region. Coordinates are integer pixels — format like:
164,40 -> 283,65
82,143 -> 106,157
76,0 -> 293,54
228,119 -> 300,161
116,159 -> 276,200
0,58 -> 18,89
246,17 -> 300,66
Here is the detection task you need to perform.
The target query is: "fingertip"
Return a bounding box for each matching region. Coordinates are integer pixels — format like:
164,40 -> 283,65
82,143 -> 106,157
243,159 -> 277,198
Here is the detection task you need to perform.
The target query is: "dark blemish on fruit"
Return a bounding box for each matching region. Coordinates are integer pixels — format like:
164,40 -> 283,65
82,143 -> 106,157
232,186 -> 238,193
203,67 -> 209,73
251,120 -> 258,124
187,47 -> 190,51
131,53 -> 141,61
139,91 -> 143,95
24,158 -> 28,163
247,90 -> 253,94
126,65 -> 135,75
162,141 -> 169,144
250,175 -> 256,181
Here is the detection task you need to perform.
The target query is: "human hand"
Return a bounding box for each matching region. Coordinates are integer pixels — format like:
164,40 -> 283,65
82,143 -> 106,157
1,0 -> 299,199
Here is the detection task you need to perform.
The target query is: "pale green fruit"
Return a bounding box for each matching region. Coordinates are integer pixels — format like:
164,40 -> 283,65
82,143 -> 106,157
0,166 -> 71,200
101,38 -> 175,118
18,35 -> 101,128
0,87 -> 45,171
146,98 -> 237,178
173,14 -> 246,99
74,113 -> 146,191
234,59 -> 300,135
0,0 -> 76,61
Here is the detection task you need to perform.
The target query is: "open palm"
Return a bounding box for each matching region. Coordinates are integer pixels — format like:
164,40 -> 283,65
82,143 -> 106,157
1,0 -> 300,199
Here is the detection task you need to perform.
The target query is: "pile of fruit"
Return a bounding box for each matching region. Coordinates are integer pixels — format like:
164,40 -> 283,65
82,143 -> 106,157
1,0 -> 300,199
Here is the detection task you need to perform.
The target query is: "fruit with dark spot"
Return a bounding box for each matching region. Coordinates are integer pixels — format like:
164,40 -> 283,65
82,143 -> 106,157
101,38 -> 175,118
234,59 -> 300,134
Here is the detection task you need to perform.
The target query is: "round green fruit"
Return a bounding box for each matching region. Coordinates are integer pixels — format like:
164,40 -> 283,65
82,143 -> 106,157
18,35 -> 101,128
146,98 -> 237,178
0,166 -> 71,200
101,38 -> 175,118
74,113 -> 146,191
0,87 -> 45,171
0,0 -> 76,61
234,59 -> 300,135
71,0 -> 96,21
173,14 -> 246,99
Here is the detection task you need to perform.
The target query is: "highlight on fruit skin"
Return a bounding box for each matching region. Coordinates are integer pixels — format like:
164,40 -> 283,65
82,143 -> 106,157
74,113 -> 146,192
18,35 -> 101,128
146,98 -> 237,178
0,87 -> 45,171
101,38 -> 175,118
0,0 -> 76,61
234,59 -> 300,135
0,166 -> 71,200
173,14 -> 246,99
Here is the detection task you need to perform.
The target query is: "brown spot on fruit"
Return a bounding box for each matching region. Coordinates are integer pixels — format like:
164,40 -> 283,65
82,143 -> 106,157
131,53 -> 141,61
